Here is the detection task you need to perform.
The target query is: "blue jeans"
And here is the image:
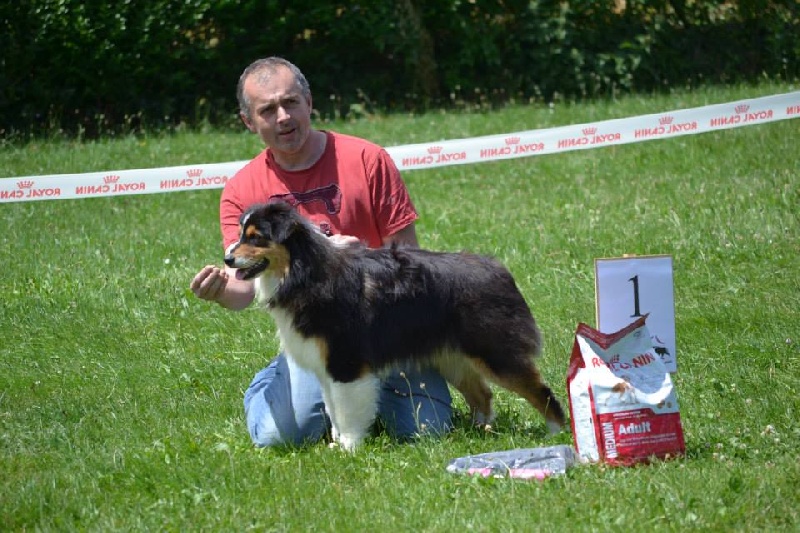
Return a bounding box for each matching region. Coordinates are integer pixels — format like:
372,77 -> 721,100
244,354 -> 453,447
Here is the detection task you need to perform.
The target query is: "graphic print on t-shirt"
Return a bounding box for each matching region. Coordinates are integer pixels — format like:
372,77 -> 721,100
269,183 -> 342,215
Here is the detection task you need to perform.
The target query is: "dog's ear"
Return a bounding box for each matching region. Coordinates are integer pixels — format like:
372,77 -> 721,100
269,215 -> 299,243
260,203 -> 302,244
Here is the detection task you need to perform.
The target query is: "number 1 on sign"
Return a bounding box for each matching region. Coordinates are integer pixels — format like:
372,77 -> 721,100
629,275 -> 642,317
595,255 -> 677,373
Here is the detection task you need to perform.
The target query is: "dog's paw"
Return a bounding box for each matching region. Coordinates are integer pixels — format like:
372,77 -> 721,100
546,420 -> 565,435
472,408 -> 496,428
336,434 -> 362,453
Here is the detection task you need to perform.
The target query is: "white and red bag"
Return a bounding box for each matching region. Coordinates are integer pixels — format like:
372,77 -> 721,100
567,316 -> 685,466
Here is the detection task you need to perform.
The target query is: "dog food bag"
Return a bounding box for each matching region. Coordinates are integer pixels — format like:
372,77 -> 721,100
446,445 -> 579,479
567,316 -> 685,466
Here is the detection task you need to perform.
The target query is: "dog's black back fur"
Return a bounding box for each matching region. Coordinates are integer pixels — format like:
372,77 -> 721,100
252,202 -> 541,384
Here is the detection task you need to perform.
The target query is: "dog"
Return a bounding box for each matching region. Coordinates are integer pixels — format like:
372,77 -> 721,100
224,201 -> 566,451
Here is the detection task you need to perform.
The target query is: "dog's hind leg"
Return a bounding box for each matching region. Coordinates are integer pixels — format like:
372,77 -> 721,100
474,357 -> 566,434
433,357 -> 495,427
326,374 -> 381,452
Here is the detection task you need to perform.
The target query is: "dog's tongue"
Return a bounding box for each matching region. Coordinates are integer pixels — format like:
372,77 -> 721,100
235,269 -> 246,281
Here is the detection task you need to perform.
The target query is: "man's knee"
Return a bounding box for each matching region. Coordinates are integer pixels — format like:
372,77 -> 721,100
386,397 -> 453,439
246,398 -> 328,447
243,356 -> 328,447
379,369 -> 454,439
247,413 -> 284,448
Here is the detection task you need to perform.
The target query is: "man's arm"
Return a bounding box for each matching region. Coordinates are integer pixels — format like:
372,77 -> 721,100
383,222 -> 419,248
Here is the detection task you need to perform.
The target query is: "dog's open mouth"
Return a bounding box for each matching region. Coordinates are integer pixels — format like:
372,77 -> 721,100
224,254 -> 269,281
234,262 -> 264,280
234,259 -> 268,280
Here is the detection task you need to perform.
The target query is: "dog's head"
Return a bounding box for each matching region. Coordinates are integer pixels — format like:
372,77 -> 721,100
223,202 -> 300,281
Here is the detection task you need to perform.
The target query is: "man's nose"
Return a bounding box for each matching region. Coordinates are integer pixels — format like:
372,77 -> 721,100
276,105 -> 290,122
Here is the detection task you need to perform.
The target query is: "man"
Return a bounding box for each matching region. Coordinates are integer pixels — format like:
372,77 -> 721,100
190,57 -> 453,447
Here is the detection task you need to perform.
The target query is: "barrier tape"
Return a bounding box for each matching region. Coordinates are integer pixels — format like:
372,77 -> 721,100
2,91 -> 798,204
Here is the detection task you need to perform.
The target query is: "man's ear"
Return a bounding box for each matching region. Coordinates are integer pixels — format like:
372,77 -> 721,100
240,111 -> 256,133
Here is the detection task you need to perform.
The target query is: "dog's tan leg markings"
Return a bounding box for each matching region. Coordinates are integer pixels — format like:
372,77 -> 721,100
481,358 -> 566,434
434,358 -> 494,425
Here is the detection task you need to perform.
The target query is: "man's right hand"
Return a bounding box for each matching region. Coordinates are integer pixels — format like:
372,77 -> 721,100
191,265 -> 229,302
190,265 -> 255,310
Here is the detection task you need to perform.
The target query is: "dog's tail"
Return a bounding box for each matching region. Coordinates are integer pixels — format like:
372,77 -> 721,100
460,350 -> 565,432
493,361 -> 566,432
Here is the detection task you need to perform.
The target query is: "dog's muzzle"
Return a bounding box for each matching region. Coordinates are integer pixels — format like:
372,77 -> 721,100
224,248 -> 269,280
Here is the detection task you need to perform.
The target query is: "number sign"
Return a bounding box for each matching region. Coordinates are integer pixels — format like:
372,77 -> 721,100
595,255 -> 677,373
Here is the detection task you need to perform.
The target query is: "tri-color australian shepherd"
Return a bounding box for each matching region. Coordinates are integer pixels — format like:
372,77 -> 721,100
225,201 -> 566,451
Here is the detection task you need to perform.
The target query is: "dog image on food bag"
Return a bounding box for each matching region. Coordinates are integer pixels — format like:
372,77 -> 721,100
224,201 -> 566,451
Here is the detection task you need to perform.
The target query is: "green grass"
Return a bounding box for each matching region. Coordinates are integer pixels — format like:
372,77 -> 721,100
1,82 -> 799,531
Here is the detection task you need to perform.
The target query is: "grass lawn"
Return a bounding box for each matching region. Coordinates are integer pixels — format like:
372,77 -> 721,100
1,82 -> 798,531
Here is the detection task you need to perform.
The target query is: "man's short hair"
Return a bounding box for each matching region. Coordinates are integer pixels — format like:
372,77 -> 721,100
237,57 -> 311,121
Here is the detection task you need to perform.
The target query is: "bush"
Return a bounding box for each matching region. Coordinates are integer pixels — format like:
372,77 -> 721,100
1,0 -> 797,139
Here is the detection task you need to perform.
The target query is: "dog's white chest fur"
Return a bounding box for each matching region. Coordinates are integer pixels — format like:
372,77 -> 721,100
270,308 -> 329,375
256,276 -> 379,451
255,276 -> 327,375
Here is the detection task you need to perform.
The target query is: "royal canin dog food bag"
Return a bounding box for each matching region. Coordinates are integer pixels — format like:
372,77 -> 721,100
567,315 -> 685,466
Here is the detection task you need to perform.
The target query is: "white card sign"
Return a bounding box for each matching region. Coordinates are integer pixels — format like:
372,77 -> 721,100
595,255 -> 677,373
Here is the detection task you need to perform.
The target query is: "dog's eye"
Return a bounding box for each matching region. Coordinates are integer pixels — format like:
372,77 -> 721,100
242,225 -> 267,244
246,232 -> 270,246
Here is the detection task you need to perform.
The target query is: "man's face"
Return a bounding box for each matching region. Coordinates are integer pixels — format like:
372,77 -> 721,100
240,66 -> 313,156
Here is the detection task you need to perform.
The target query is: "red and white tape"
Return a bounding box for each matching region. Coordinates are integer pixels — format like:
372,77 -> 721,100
2,91 -> 798,204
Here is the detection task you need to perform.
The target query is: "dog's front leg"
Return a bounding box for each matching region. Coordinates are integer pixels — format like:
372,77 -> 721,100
317,382 -> 339,443
327,374 -> 380,452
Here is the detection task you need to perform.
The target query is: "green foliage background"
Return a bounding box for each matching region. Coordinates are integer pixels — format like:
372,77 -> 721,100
2,0 -> 798,138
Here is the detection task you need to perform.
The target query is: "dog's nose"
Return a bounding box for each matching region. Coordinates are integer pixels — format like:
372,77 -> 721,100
223,254 -> 236,267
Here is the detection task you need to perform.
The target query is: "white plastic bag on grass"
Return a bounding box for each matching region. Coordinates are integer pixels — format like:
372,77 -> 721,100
446,445 -> 578,479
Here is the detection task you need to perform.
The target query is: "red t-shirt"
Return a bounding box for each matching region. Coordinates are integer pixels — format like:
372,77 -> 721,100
220,131 -> 417,250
